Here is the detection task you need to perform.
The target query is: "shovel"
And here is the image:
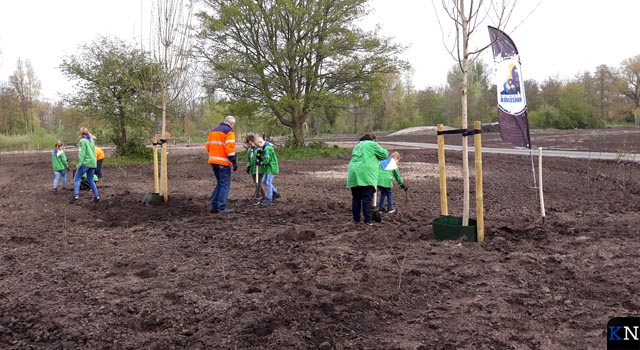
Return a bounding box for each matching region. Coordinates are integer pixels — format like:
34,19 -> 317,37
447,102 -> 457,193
372,188 -> 382,223
255,164 -> 261,200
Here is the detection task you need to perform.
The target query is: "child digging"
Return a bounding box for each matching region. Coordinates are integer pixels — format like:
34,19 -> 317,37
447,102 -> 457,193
255,136 -> 280,206
245,134 -> 266,205
377,151 -> 408,213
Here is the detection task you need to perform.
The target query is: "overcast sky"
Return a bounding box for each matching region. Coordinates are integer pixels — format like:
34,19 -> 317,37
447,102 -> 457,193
1,0 -> 639,101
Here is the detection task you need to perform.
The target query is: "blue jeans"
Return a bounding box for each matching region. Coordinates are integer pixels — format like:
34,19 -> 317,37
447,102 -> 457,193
211,164 -> 232,210
73,165 -> 99,198
378,186 -> 393,210
261,173 -> 277,199
53,169 -> 67,189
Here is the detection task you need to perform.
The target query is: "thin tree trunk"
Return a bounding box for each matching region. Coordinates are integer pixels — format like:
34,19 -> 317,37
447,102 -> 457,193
461,0 -> 470,226
120,116 -> 127,145
162,87 -> 168,137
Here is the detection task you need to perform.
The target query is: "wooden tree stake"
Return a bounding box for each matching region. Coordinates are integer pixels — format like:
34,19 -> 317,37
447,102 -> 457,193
161,142 -> 169,202
474,121 -> 484,242
153,141 -> 160,193
437,124 -> 448,216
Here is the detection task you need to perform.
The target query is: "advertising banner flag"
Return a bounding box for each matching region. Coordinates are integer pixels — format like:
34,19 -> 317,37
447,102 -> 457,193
488,26 -> 531,149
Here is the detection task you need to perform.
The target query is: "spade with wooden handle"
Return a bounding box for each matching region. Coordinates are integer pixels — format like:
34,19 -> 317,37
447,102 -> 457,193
372,188 -> 382,223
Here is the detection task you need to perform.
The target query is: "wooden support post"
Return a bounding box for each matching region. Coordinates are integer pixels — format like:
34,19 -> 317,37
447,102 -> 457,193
437,124 -> 448,216
474,121 -> 484,242
153,142 -> 160,193
161,142 -> 169,202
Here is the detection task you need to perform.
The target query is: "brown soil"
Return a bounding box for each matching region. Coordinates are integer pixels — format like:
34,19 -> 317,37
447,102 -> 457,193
1,128 -> 640,349
380,127 -> 640,153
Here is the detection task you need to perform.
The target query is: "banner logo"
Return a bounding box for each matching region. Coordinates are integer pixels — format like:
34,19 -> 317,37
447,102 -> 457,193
496,59 -> 526,114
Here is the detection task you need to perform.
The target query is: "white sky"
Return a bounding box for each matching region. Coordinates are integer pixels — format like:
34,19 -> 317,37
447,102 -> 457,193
1,0 -> 639,101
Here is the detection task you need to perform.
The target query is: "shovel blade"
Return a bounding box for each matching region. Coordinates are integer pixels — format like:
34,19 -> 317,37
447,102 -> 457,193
373,208 -> 382,223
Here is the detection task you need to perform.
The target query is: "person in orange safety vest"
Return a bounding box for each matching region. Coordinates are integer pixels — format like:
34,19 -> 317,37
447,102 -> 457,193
95,146 -> 105,179
205,115 -> 237,214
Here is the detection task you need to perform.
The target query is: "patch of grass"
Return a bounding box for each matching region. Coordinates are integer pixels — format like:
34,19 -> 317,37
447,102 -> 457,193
103,154 -> 153,166
0,134 -> 58,152
277,141 -> 351,160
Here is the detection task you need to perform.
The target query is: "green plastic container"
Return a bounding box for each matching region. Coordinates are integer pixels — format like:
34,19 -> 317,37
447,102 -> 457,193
432,215 -> 477,242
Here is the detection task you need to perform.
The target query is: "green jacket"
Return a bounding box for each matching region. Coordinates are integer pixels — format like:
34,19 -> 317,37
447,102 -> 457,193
77,137 -> 97,168
377,167 -> 403,188
346,140 -> 389,188
246,146 -> 263,175
52,149 -> 69,171
258,142 -> 279,174
82,173 -> 99,182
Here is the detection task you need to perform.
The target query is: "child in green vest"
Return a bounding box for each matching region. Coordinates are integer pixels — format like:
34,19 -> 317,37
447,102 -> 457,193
255,136 -> 280,206
52,140 -> 69,191
245,134 -> 265,205
377,151 -> 408,213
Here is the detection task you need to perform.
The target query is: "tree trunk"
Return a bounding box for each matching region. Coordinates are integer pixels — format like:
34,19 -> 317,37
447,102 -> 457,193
291,117 -> 305,147
461,67 -> 470,226
120,116 -> 127,145
461,0 -> 470,226
161,87 -> 168,137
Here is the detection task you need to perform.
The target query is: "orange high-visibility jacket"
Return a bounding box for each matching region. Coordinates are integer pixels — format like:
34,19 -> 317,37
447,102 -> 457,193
205,123 -> 236,166
95,146 -> 105,161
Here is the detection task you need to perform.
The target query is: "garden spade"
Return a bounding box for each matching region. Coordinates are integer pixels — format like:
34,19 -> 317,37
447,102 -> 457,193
255,163 -> 260,200
372,188 -> 382,223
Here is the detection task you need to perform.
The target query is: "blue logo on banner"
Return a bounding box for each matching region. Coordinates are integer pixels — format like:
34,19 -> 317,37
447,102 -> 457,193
501,63 -> 521,95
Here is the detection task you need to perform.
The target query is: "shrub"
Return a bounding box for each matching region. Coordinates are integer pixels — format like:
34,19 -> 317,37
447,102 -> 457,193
277,141 -> 351,160
113,138 -> 152,158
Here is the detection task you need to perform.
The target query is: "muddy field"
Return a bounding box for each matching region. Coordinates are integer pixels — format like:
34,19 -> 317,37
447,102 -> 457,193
1,128 -> 640,349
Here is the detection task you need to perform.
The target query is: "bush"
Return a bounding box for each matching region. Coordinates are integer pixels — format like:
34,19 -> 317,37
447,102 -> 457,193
113,138 -> 152,158
277,141 -> 351,160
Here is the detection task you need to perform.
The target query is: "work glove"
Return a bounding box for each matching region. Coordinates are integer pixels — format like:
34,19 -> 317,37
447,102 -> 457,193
400,184 -> 408,192
233,163 -> 238,172
246,166 -> 251,174
256,149 -> 264,162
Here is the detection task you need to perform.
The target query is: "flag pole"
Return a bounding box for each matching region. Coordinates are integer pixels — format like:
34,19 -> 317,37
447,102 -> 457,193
529,148 -> 537,189
538,147 -> 546,220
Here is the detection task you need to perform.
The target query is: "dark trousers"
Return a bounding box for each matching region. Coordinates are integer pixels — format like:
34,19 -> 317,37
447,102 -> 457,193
96,159 -> 103,179
351,186 -> 375,224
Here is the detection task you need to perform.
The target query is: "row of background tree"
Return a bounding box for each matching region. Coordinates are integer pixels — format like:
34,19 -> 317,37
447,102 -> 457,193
1,51 -> 639,146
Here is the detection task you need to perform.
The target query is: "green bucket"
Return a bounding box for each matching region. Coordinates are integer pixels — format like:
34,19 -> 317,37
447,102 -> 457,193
432,215 -> 477,242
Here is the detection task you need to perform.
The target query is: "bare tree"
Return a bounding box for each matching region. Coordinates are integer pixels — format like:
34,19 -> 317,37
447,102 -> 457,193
618,55 -> 640,127
151,0 -> 194,137
9,58 -> 41,134
434,0 -> 517,225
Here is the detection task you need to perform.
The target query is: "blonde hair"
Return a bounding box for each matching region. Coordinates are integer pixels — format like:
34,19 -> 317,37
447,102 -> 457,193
390,151 -> 400,160
55,140 -> 64,148
79,127 -> 96,140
